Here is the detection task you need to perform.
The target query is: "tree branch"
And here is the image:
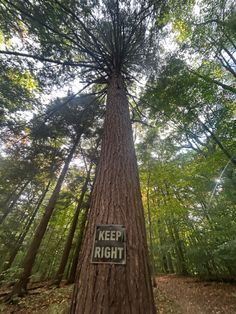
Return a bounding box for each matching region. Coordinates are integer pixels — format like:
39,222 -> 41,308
189,69 -> 236,94
0,50 -> 100,69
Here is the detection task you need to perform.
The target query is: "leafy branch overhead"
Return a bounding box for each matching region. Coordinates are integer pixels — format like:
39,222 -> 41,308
0,0 -> 164,87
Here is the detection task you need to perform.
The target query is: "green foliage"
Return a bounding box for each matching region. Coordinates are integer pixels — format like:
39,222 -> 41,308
138,92 -> 236,276
0,65 -> 38,126
0,0 -> 235,287
0,266 -> 23,284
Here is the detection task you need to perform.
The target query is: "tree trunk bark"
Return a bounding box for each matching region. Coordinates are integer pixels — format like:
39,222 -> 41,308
54,164 -> 92,286
70,74 -> 155,314
9,136 -> 80,298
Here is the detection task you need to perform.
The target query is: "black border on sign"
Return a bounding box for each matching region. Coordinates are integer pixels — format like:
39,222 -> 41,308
91,224 -> 126,265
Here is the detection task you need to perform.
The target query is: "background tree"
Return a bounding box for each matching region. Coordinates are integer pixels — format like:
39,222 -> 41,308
7,93 -> 101,296
0,0 -> 235,312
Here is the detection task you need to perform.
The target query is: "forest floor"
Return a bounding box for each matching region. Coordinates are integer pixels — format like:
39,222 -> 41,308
155,274 -> 236,314
0,275 -> 236,313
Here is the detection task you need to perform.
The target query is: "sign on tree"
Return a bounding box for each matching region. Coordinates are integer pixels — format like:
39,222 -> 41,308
91,225 -> 126,264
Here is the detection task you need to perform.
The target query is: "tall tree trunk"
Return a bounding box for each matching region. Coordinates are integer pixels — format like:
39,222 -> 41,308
146,169 -> 156,286
9,136 -> 80,298
2,181 -> 51,272
70,74 -> 155,314
67,205 -> 89,284
54,164 -> 92,286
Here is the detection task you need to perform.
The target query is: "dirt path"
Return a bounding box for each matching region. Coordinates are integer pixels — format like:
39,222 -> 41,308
155,275 -> 236,314
1,276 -> 236,313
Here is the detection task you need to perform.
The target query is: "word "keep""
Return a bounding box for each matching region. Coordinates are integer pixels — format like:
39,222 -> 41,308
98,230 -> 122,241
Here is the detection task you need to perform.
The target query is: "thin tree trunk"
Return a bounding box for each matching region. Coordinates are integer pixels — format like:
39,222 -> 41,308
66,205 -> 89,284
43,219 -> 71,281
146,169 -> 156,286
166,252 -> 174,273
198,118 -> 236,167
54,164 -> 92,286
190,69 -> 236,94
0,179 -> 31,224
0,184 -> 20,211
165,219 -> 187,275
8,136 -> 80,298
163,185 -> 188,275
65,246 -> 74,280
70,74 -> 155,313
2,181 -> 51,272
172,223 -> 188,275
157,220 -> 169,273
34,228 -> 55,276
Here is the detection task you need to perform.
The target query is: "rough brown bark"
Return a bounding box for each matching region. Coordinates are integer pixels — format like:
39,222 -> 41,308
8,136 -> 80,298
70,74 -> 155,314
54,164 -> 92,286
